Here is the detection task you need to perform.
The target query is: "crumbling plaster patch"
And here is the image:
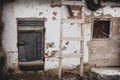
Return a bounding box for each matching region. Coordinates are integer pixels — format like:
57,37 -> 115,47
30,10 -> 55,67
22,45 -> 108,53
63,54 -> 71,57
85,6 -> 120,22
103,6 -> 120,17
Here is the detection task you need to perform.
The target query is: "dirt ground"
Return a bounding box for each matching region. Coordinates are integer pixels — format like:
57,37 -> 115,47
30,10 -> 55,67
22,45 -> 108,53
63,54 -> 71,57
5,68 -> 120,80
7,68 -> 80,80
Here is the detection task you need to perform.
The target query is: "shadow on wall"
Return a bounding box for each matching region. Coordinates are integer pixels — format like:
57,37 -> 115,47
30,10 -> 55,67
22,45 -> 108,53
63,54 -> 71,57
0,1 -> 7,79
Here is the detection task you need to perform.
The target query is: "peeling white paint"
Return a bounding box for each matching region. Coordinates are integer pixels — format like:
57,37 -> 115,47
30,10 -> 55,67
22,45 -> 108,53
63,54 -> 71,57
85,6 -> 120,17
94,8 -> 103,16
103,6 -> 120,17
2,0 -> 120,70
2,0 -> 61,69
85,7 -> 92,16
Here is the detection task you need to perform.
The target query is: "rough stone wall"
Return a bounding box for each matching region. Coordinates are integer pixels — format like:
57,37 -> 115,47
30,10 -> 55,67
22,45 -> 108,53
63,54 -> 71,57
86,6 -> 120,67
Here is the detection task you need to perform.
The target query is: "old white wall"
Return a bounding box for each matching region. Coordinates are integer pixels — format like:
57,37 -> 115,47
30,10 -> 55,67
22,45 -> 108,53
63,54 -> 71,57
2,0 -> 120,70
2,0 -> 88,70
2,0 -> 61,69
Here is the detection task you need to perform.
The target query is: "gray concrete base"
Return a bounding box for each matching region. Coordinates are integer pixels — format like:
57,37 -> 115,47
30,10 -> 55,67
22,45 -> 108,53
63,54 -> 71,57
90,67 -> 120,80
91,67 -> 120,75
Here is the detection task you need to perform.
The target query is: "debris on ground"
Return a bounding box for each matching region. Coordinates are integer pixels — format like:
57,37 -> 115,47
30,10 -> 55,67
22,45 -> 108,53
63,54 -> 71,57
6,67 -> 120,80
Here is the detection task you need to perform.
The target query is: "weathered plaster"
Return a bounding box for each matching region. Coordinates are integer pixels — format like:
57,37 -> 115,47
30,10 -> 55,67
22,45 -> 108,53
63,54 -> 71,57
2,0 -> 89,70
2,0 -> 120,70
2,0 -> 61,69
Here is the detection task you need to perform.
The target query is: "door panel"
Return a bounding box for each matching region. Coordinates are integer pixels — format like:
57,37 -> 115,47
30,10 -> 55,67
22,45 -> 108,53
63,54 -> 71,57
18,31 -> 43,62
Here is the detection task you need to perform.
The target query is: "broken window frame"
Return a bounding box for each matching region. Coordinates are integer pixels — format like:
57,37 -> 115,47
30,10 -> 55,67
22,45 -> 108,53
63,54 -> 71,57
91,18 -> 112,40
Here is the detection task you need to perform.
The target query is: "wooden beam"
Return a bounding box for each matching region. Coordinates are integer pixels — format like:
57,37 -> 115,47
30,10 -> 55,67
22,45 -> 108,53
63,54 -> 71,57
80,24 -> 84,77
80,57 -> 83,77
62,53 -> 82,58
61,1 -> 85,6
58,18 -> 63,80
62,19 -> 84,23
16,18 -> 45,21
19,60 -> 44,66
101,2 -> 120,6
61,37 -> 84,41
18,27 -> 44,31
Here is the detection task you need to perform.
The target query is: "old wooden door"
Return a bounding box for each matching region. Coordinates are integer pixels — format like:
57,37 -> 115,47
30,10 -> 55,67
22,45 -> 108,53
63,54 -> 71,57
18,31 -> 43,62
17,18 -> 45,64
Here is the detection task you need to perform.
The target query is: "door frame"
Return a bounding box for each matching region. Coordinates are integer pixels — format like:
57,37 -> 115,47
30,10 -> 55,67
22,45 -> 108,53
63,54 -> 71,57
17,18 -> 45,62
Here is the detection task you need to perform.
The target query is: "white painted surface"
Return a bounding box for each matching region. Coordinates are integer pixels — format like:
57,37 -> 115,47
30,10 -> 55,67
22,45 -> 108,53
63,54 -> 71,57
85,6 -> 120,17
2,0 -> 120,70
2,0 -> 61,69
